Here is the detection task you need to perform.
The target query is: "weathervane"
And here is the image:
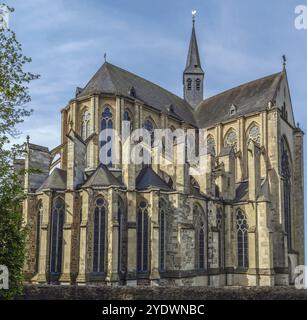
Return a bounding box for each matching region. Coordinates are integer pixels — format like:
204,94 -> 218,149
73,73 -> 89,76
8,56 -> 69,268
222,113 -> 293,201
192,10 -> 197,25
282,54 -> 287,68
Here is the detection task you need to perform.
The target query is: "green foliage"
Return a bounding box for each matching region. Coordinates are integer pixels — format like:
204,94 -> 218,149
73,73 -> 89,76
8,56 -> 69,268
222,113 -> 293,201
0,5 -> 39,299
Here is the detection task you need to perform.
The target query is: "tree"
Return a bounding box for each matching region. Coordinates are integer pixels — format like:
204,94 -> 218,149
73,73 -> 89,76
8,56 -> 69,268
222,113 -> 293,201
0,5 -> 39,299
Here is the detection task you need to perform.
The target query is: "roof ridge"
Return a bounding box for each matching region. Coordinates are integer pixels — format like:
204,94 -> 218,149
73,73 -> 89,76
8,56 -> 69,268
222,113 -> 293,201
105,62 -> 195,111
200,71 -> 282,107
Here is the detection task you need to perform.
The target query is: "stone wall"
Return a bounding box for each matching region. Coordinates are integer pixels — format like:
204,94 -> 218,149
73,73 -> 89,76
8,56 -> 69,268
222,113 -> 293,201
18,284 -> 307,300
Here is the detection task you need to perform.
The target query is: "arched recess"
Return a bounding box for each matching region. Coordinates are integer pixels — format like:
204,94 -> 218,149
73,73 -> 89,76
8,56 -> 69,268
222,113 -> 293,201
123,108 -> 133,132
92,196 -> 107,273
246,122 -> 260,145
281,135 -> 292,250
206,134 -> 216,156
117,196 -> 127,278
143,117 -> 156,147
193,203 -> 207,270
236,209 -> 249,268
137,199 -> 149,272
224,128 -> 238,150
50,197 -> 65,275
81,108 -> 91,140
159,198 -> 168,271
216,208 -> 223,268
100,105 -> 113,167
35,201 -> 43,273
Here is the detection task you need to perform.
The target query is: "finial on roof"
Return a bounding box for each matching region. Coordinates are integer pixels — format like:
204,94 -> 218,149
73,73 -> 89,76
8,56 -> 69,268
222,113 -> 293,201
26,135 -> 30,144
282,54 -> 287,68
104,53 -> 107,63
192,10 -> 197,26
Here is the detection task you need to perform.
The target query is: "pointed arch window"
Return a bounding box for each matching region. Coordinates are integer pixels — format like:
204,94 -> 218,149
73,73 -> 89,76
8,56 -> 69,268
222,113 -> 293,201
123,109 -> 133,131
81,110 -> 91,140
224,129 -> 237,150
137,201 -> 149,272
216,208 -> 223,268
100,106 -> 113,167
143,119 -> 155,147
35,202 -> 43,273
159,200 -> 167,271
248,124 -> 260,145
194,204 -> 206,270
117,197 -> 127,274
206,135 -> 216,156
281,138 -> 291,249
93,197 -> 106,273
187,78 -> 192,91
196,78 -> 201,91
236,209 -> 248,268
50,197 -> 65,274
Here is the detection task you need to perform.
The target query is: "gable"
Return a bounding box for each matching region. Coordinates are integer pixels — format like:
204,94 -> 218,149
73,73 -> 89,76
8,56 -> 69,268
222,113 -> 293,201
274,70 -> 295,127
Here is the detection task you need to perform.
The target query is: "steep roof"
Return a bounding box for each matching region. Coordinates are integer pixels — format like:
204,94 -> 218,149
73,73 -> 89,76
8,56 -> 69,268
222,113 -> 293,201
77,62 -> 197,126
37,168 -> 67,192
83,164 -> 124,188
184,22 -> 204,74
136,166 -> 171,191
195,71 -> 283,128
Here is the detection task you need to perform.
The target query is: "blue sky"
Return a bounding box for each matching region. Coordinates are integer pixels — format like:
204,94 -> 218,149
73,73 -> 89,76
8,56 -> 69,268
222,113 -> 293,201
7,0 -> 307,258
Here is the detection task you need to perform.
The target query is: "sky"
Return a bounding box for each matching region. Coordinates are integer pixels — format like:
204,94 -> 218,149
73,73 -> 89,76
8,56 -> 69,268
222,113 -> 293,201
6,0 -> 307,259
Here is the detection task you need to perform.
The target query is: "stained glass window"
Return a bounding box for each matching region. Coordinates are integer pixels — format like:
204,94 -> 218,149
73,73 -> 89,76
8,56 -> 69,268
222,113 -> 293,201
123,109 -> 133,132
50,197 -> 65,274
100,106 -> 113,167
194,204 -> 206,270
117,197 -> 127,274
281,138 -> 291,249
224,129 -> 237,150
248,125 -> 260,145
93,197 -> 106,273
236,210 -> 248,268
143,119 -> 155,147
137,201 -> 149,272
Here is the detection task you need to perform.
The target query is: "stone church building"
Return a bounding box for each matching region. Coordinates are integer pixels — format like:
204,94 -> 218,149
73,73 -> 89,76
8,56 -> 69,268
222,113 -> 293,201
18,18 -> 304,287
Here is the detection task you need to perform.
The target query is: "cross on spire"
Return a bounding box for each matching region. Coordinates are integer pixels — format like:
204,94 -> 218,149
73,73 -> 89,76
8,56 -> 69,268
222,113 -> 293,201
192,10 -> 197,26
282,54 -> 287,68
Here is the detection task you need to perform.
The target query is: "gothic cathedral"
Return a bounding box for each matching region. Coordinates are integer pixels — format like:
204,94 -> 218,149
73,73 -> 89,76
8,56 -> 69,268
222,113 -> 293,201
17,18 -> 304,287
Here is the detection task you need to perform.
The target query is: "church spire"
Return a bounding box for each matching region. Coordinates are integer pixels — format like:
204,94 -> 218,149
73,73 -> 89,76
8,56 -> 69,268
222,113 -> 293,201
183,11 -> 204,108
185,12 -> 203,73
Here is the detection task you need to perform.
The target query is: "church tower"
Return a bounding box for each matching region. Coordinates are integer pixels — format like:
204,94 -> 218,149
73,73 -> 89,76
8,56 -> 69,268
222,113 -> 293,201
183,13 -> 204,108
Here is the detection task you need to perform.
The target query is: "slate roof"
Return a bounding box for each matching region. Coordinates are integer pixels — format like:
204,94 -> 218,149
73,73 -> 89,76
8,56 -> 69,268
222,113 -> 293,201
184,23 -> 204,74
195,71 -> 283,128
136,166 -> 171,191
235,181 -> 248,202
77,62 -> 197,126
37,168 -> 67,192
83,164 -> 124,188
